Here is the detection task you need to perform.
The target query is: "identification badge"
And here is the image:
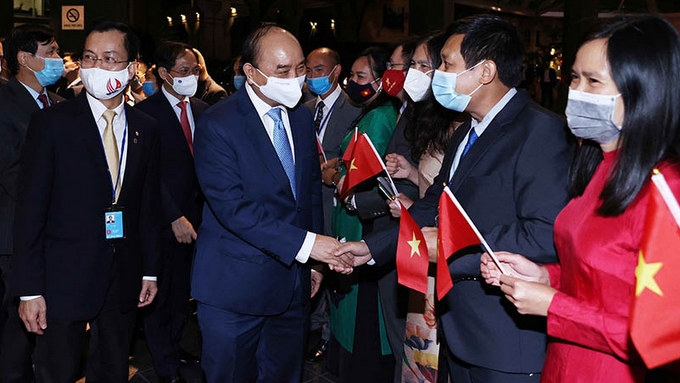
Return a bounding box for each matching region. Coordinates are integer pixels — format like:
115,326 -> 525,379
105,210 -> 124,239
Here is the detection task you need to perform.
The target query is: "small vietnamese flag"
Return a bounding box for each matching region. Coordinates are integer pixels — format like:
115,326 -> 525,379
630,169 -> 680,369
339,133 -> 387,199
436,186 -> 506,300
396,201 -> 429,294
341,127 -> 358,170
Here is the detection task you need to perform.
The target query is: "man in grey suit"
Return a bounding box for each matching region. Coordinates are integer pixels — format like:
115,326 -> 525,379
303,47 -> 360,360
0,24 -> 64,382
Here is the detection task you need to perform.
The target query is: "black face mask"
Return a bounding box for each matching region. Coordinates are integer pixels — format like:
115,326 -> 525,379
345,79 -> 379,105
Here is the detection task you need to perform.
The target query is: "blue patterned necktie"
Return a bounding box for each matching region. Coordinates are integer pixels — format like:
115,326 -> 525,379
266,108 -> 296,198
461,128 -> 478,158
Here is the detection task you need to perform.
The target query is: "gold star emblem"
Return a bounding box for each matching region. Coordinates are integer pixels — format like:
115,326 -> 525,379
349,158 -> 358,171
635,250 -> 664,296
407,233 -> 421,258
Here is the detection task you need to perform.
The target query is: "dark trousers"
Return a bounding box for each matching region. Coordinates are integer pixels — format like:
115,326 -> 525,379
0,254 -> 35,382
447,352 -> 541,383
197,278 -> 308,383
143,235 -> 194,377
33,269 -> 134,383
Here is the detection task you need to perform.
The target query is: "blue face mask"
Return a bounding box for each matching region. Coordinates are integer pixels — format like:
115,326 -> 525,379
431,61 -> 484,112
29,56 -> 64,87
142,81 -> 156,96
306,65 -> 337,95
233,75 -> 246,90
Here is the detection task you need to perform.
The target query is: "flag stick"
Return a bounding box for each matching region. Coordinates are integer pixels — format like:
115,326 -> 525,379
362,133 -> 399,194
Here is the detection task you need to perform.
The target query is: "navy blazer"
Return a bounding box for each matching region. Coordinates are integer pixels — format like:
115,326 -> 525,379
192,87 -> 322,315
365,90 -> 573,373
135,91 -> 209,228
0,78 -> 64,254
11,93 -> 162,320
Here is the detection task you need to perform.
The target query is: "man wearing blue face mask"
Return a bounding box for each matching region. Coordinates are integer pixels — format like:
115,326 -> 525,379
302,47 -> 361,362
338,15 -> 573,383
0,24 -> 65,383
136,41 -> 209,383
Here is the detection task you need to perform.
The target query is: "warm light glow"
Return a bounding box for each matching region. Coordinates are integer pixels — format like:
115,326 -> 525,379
310,21 -> 317,30
230,7 -> 237,17
195,12 -> 200,21
550,48 -> 556,56
491,6 -> 502,11
166,16 -> 173,26
331,19 -> 335,30
180,14 -> 187,23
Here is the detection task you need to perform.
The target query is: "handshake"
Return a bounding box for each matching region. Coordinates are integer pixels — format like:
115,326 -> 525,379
309,235 -> 375,274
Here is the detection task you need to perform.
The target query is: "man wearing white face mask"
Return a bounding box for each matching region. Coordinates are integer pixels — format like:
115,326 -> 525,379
192,23 -> 354,383
11,20 -> 161,382
136,41 -> 209,383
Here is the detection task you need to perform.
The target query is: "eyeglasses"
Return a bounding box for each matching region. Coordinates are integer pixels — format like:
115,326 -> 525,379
80,53 -> 129,69
386,62 -> 407,70
411,60 -> 433,71
171,66 -> 201,76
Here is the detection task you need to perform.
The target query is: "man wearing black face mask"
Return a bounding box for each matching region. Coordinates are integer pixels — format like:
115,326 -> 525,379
136,41 -> 209,383
0,24 -> 64,383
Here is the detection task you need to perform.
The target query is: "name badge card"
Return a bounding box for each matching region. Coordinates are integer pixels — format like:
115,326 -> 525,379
105,210 -> 124,239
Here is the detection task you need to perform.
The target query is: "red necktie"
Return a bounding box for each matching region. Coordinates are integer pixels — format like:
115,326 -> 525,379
37,94 -> 50,109
177,101 -> 193,155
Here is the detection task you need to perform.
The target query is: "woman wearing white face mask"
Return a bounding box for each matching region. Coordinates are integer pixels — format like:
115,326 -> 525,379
480,15 -> 680,383
385,33 -> 464,217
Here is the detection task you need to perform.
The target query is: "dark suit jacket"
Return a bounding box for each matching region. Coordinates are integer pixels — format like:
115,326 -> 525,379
365,90 -> 573,373
192,87 -> 322,315
135,91 -> 209,228
196,75 -> 227,106
304,89 -> 361,235
11,93 -> 162,321
0,78 -> 64,254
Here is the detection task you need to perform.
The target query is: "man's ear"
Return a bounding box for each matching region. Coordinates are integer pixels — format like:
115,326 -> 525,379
479,60 -> 497,85
128,61 -> 139,81
243,62 -> 256,84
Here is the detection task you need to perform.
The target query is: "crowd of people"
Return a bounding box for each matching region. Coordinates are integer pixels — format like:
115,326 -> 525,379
0,11 -> 678,383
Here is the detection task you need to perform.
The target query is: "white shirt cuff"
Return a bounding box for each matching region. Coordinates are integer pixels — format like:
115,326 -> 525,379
20,295 -> 42,301
143,276 -> 157,281
295,232 -> 317,263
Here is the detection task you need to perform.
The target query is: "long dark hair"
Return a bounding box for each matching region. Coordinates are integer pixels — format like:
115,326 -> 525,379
404,32 -> 459,161
569,15 -> 680,216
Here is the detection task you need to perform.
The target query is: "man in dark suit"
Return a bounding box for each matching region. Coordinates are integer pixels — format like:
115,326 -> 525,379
136,41 -> 209,383
193,48 -> 227,106
0,24 -> 65,382
11,20 -> 161,382
192,24 -> 353,383
339,15 -> 572,383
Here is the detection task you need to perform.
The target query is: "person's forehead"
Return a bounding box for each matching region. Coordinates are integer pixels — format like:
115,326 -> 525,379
442,35 -> 465,62
307,52 -> 330,67
84,30 -> 126,54
257,31 -> 303,64
391,46 -> 405,63
175,50 -> 197,65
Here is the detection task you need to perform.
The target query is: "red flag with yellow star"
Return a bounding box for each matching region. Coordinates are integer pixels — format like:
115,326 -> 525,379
339,133 -> 386,199
396,201 -> 429,294
630,170 -> 680,369
341,127 -> 358,170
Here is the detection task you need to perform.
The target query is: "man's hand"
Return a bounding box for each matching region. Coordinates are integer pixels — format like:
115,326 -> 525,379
421,227 -> 438,262
310,269 -> 324,298
387,193 -> 414,218
385,153 -> 416,182
171,216 -> 197,244
19,297 -> 47,335
335,241 -> 372,267
321,157 -> 340,186
309,235 -> 353,274
138,280 -> 158,307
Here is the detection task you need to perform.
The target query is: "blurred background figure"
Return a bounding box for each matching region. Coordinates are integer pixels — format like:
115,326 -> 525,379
192,47 -> 226,105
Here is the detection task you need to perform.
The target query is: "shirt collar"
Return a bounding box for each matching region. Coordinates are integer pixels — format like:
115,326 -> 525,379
86,91 -> 126,120
317,84 -> 341,108
161,84 -> 190,105
471,88 -> 517,135
245,81 -> 287,120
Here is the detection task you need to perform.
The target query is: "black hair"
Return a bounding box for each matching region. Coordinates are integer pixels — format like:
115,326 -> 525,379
240,23 -> 284,69
350,46 -> 400,126
569,15 -> 680,216
4,24 -> 57,75
404,32 -> 460,161
453,15 -> 524,88
85,20 -> 140,62
153,41 -> 196,85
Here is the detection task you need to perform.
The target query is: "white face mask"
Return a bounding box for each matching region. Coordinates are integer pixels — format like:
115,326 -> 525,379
80,65 -> 131,100
167,74 -> 198,97
251,68 -> 305,108
565,88 -> 622,145
403,68 -> 433,102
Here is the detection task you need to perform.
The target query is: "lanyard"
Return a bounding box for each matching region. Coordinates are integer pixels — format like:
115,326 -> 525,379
110,125 -> 127,204
317,101 -> 336,137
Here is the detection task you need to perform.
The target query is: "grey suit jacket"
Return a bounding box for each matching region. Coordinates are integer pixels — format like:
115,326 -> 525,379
305,89 -> 361,235
0,78 -> 64,254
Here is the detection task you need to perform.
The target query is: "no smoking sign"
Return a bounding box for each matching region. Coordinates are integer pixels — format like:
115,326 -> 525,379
62,5 -> 85,30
